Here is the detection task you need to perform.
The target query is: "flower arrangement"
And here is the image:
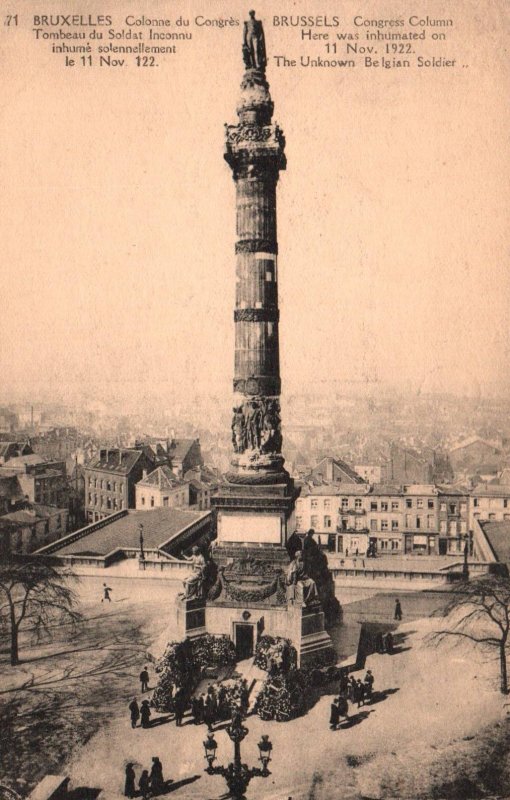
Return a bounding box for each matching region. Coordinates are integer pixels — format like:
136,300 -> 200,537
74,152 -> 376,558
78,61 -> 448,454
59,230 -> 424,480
254,669 -> 307,721
191,634 -> 236,669
254,635 -> 298,674
151,635 -> 236,712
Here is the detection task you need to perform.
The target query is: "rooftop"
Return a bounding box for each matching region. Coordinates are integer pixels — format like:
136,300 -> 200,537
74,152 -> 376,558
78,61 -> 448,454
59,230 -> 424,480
480,520 -> 510,564
49,508 -> 210,557
136,466 -> 186,490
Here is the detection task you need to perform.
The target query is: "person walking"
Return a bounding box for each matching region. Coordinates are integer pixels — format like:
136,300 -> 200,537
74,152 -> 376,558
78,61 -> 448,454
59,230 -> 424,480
204,690 -> 216,732
355,679 -> 365,708
394,598 -> 403,621
102,583 -> 112,603
140,699 -> 151,729
338,668 -> 349,696
337,693 -> 349,724
348,675 -> 357,702
140,666 -> 150,693
329,697 -> 340,730
240,679 -> 250,717
364,670 -> 374,703
150,756 -> 165,795
174,688 -> 186,727
139,770 -> 150,800
124,763 -> 136,798
128,698 -> 140,729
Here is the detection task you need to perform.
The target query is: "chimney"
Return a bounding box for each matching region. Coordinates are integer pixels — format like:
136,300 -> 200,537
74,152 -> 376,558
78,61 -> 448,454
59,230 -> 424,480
142,469 -> 147,479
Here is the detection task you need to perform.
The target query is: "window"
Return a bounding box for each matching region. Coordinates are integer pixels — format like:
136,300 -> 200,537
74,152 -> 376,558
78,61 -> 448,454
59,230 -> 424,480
449,521 -> 457,534
417,499 -> 424,509
120,500 -> 123,509
427,515 -> 434,530
341,498 -> 348,509
392,520 -> 399,530
440,502 -> 446,512
370,519 -> 377,531
100,480 -> 104,490
505,499 -> 509,509
150,496 -> 155,508
311,499 -> 318,509
449,504 -> 456,514
460,521 -> 467,532
163,497 -> 169,507
355,517 -> 364,530
416,517 -> 421,529
380,540 -> 389,550
56,514 -> 61,529
489,513 -> 496,520
460,503 -> 467,513
440,521 -> 447,533
391,501 -> 399,511
391,540 -> 399,550
107,498 -> 112,510
88,492 -> 92,504
324,516 -> 331,529
428,499 -> 434,509
113,481 -> 117,492
355,498 -> 362,509
381,501 -> 388,512
107,481 -> 111,492
141,496 -> 145,506
473,498 -> 479,507
311,515 -> 319,528
381,519 -> 389,531
295,516 -> 302,529
371,502 -> 378,511
113,498 -> 118,510
89,477 -> 92,487
324,499 -> 331,510
406,499 -> 412,509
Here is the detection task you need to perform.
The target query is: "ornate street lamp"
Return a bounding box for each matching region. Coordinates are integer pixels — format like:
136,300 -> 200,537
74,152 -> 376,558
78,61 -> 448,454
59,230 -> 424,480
203,708 -> 273,799
257,734 -> 273,775
203,733 -> 218,773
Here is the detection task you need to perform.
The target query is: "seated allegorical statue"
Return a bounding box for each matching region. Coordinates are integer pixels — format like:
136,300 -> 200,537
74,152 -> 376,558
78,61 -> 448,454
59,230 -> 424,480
286,552 -> 319,606
180,546 -> 206,600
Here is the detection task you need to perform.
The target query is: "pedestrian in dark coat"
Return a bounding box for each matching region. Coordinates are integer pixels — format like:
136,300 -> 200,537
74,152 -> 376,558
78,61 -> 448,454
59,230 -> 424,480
124,763 -> 136,798
329,698 -> 340,730
191,696 -> 200,724
337,694 -> 349,721
356,679 -> 365,707
150,756 -> 165,795
140,700 -> 151,728
385,631 -> 394,654
204,691 -> 216,732
375,632 -> 385,654
364,670 -> 374,702
240,680 -> 250,717
174,688 -> 186,726
139,770 -> 150,800
348,676 -> 357,702
394,599 -> 403,621
140,666 -> 150,693
102,583 -> 112,603
128,698 -> 140,729
339,668 -> 349,695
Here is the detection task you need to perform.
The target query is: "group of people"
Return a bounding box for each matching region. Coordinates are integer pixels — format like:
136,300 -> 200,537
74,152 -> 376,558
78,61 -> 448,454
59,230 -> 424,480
128,668 -> 251,733
375,631 -> 394,655
191,679 -> 250,730
330,669 -> 375,730
124,757 -> 165,799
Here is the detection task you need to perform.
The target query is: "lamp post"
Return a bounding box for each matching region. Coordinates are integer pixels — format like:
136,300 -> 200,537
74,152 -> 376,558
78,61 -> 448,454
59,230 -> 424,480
203,709 -> 273,800
462,532 -> 471,579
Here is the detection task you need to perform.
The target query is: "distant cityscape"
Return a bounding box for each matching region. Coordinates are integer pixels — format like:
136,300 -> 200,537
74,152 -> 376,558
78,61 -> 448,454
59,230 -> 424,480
1,388 -> 510,561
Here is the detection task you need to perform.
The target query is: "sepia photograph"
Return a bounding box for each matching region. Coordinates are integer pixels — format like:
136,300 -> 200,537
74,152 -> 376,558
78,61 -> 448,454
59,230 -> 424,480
1,2 -> 509,799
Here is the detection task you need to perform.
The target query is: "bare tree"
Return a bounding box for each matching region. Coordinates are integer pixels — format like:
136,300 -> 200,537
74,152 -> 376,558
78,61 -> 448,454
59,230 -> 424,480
429,575 -> 510,694
0,559 -> 82,666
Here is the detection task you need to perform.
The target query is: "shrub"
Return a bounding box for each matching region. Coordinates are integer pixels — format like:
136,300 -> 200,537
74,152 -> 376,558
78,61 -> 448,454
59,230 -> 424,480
254,669 -> 308,721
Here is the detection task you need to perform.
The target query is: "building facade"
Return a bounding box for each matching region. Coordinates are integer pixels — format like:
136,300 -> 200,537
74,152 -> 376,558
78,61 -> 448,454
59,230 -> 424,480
135,466 -> 190,510
83,447 -> 156,523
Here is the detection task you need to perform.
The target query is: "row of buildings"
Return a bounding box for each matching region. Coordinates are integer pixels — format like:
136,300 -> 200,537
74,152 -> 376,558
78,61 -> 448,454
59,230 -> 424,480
294,457 -> 510,557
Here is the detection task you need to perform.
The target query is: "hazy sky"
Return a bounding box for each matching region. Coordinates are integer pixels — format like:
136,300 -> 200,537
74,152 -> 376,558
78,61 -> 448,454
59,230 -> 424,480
1,0 -> 509,404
